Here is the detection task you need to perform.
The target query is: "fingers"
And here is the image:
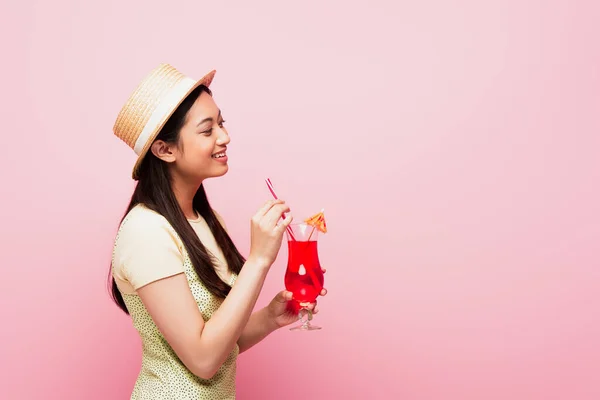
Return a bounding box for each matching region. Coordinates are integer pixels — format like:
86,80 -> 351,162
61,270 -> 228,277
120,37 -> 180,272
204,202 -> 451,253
255,199 -> 283,218
252,200 -> 292,233
263,203 -> 291,228
275,213 -> 293,232
305,302 -> 320,315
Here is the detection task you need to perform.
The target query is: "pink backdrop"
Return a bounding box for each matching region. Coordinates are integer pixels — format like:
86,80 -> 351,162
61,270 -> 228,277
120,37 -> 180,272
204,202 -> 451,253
1,0 -> 599,399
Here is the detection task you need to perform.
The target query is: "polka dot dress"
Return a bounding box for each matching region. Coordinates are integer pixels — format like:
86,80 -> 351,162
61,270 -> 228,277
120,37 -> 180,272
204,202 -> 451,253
116,224 -> 239,399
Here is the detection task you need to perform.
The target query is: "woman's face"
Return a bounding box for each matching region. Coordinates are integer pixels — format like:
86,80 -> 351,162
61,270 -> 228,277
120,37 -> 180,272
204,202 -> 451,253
152,91 -> 231,184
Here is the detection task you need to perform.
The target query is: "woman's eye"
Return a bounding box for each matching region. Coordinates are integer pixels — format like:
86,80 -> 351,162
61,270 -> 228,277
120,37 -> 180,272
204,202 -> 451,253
200,119 -> 225,135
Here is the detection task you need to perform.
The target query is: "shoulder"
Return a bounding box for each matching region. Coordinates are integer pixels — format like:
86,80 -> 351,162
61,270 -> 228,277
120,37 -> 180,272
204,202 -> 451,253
120,204 -> 173,232
115,204 -> 183,252
113,204 -> 185,290
212,208 -> 228,231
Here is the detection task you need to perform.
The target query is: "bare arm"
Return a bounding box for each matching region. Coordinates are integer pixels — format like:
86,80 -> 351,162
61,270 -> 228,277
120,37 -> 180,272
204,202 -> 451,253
137,258 -> 269,379
214,208 -> 278,354
137,200 -> 292,379
237,306 -> 278,353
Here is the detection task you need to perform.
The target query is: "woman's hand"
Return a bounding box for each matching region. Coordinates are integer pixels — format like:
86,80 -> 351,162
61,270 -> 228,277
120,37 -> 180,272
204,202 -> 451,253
267,268 -> 328,328
247,200 -> 292,269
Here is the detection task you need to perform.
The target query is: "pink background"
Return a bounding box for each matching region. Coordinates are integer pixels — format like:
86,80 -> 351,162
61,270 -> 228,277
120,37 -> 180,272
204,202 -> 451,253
1,0 -> 599,399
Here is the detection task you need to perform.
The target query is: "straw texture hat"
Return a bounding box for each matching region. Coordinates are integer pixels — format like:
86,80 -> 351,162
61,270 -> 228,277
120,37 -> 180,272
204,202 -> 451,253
113,64 -> 216,180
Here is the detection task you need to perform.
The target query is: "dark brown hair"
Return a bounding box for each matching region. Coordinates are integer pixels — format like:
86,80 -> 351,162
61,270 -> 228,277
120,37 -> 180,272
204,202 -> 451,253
109,85 -> 245,314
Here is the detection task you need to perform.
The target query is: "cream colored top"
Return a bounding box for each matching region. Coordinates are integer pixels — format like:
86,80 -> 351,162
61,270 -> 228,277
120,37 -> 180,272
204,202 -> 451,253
112,204 -> 238,399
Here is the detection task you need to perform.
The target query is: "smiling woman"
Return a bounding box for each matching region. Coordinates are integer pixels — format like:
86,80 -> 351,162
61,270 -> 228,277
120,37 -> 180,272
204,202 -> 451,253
150,90 -> 230,183
108,64 -> 327,399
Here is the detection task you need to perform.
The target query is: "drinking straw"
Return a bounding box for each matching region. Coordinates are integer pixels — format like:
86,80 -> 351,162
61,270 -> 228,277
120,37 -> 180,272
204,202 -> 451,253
265,178 -> 296,241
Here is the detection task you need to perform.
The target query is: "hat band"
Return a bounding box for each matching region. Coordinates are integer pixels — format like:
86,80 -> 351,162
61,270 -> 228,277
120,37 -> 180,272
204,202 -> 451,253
133,77 -> 197,155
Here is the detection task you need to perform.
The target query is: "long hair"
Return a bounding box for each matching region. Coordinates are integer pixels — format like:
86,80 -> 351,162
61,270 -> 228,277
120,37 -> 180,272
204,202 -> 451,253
109,85 -> 246,314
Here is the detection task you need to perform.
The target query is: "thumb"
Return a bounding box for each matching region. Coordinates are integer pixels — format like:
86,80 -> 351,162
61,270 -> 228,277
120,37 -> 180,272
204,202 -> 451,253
274,290 -> 293,303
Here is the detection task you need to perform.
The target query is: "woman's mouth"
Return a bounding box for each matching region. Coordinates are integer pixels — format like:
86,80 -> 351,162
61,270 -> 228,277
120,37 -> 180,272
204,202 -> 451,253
211,151 -> 228,163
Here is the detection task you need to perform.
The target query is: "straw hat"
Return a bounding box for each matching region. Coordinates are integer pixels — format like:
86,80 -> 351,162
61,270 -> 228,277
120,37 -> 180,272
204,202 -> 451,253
113,63 -> 216,180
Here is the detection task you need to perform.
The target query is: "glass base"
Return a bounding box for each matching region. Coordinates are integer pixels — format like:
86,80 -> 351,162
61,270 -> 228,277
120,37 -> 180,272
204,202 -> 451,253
290,322 -> 322,331
290,308 -> 322,331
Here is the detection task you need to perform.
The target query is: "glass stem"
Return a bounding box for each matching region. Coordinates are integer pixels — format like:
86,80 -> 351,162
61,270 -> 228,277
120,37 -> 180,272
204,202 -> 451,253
298,308 -> 312,327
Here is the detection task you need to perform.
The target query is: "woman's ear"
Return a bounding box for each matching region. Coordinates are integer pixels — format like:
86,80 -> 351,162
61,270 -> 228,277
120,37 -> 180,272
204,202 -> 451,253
150,140 -> 177,163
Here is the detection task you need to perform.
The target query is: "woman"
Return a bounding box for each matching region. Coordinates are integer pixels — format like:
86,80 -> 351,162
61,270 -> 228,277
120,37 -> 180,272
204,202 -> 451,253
109,64 -> 326,399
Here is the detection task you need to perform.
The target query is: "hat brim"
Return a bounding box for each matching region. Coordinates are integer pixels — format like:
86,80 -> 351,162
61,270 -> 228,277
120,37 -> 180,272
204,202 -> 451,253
131,69 -> 217,180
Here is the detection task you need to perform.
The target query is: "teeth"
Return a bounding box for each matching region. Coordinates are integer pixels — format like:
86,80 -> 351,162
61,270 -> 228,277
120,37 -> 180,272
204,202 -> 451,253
212,152 -> 226,158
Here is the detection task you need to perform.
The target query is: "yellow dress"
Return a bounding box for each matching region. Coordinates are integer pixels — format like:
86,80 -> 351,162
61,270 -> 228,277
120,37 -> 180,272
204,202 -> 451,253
112,204 -> 238,399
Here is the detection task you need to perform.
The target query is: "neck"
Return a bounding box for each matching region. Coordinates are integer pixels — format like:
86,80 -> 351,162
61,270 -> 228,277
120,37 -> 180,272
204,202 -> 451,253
171,177 -> 202,220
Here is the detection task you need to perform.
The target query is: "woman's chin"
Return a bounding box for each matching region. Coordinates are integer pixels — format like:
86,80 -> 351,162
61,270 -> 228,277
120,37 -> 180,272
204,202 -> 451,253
208,164 -> 229,178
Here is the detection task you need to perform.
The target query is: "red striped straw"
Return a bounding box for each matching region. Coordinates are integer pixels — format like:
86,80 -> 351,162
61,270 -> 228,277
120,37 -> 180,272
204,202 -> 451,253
265,178 -> 296,241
